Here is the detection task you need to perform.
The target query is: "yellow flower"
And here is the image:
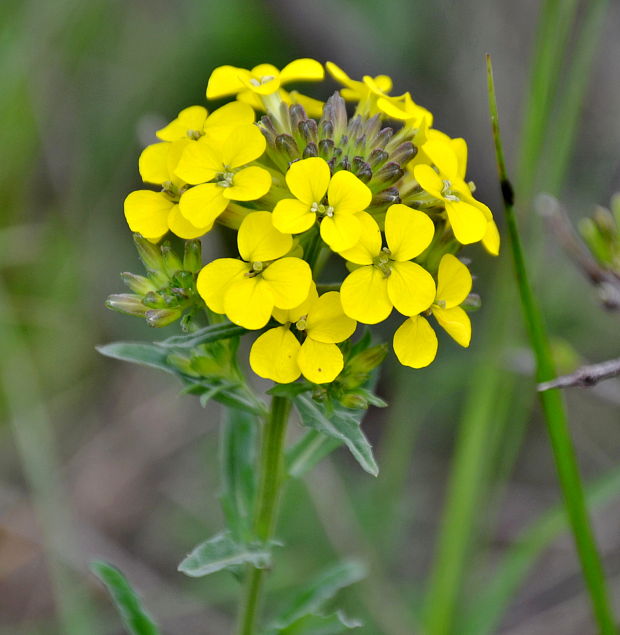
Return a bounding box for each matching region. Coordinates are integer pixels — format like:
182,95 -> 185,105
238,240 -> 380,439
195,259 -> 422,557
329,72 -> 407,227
196,212 -> 312,329
155,101 -> 255,142
413,134 -> 499,252
339,204 -> 436,324
175,124 -> 271,232
124,140 -> 212,241
206,59 -> 324,100
393,254 -> 473,368
325,61 -> 394,107
250,287 -> 356,384
272,157 -> 373,252
375,92 -> 433,132
237,88 -> 325,118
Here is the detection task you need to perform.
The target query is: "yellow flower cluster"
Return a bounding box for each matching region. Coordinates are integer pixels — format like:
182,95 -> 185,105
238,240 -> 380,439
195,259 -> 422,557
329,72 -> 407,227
122,59 -> 499,384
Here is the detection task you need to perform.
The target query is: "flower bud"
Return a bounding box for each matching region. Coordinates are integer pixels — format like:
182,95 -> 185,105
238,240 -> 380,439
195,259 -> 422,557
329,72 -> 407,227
389,142 -> 416,166
289,104 -> 307,130
352,157 -> 372,183
299,119 -> 318,145
350,343 -> 389,375
142,291 -> 168,308
105,293 -> 147,317
275,134 -> 300,161
374,161 -> 404,185
160,242 -> 183,277
302,142 -> 318,158
173,270 -> 195,290
145,308 -> 182,327
318,138 -> 334,160
121,272 -> 156,295
339,393 -> 368,410
370,127 -> 393,150
183,239 -> 202,273
318,119 -> 333,141
367,148 -> 389,169
371,187 -> 401,207
133,234 -> 164,273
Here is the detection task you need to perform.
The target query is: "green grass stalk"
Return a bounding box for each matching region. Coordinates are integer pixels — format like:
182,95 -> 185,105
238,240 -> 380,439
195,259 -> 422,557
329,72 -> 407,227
486,54 -> 617,635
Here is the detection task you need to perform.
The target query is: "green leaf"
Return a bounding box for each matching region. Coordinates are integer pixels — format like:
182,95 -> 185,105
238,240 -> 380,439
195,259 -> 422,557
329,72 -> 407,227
156,321 -> 247,349
293,396 -> 378,476
268,382 -> 311,399
286,430 -> 341,478
270,560 -> 366,630
274,611 -> 362,634
178,531 -> 271,578
90,561 -> 160,635
96,342 -> 174,375
219,410 -> 258,541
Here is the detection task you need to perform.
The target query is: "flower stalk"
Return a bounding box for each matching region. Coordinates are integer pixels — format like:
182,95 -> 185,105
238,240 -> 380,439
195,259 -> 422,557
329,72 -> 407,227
486,54 -> 617,635
236,395 -> 291,635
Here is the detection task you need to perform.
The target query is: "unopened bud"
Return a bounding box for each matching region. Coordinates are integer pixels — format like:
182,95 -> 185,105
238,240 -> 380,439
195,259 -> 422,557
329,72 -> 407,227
318,138 -> 334,159
352,157 -> 372,182
275,134 -> 300,161
299,119 -> 318,145
340,393 -> 368,410
389,142 -> 416,166
160,242 -> 183,277
145,308 -> 182,327
374,161 -> 404,185
370,127 -> 393,150
367,148 -> 389,169
302,142 -> 318,158
371,187 -> 400,207
142,291 -> 168,308
105,293 -> 147,317
350,343 -> 389,375
318,119 -> 333,141
289,104 -> 307,130
173,270 -> 195,290
133,234 -> 163,273
121,272 -> 156,295
183,239 -> 202,273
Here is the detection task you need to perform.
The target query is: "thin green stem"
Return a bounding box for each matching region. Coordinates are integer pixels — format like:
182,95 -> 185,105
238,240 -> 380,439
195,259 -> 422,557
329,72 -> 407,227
236,395 -> 291,635
486,55 -> 617,635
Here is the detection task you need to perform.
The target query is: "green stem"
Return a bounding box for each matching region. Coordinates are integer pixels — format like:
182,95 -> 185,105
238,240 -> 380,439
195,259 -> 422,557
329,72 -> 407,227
486,55 -> 617,635
236,395 -> 291,635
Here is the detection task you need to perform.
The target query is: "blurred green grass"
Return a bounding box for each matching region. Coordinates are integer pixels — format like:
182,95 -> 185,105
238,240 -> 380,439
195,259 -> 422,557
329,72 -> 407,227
1,1 -> 620,633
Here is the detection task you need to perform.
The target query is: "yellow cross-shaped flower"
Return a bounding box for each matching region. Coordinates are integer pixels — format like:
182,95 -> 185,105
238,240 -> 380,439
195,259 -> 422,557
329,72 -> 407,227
175,124 -> 272,233
339,204 -> 436,324
249,286 -> 356,384
124,140 -> 212,241
196,212 -> 312,330
393,253 -> 473,368
272,157 -> 373,252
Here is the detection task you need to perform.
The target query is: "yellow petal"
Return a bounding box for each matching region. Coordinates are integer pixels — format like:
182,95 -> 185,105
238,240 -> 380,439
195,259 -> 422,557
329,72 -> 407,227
156,106 -> 208,141
305,292 -> 356,344
451,138 -> 468,180
220,124 -> 267,168
273,283 -> 319,324
249,326 -> 301,383
337,211 -> 381,265
203,101 -> 255,137
413,164 -> 443,199
243,63 -> 281,95
298,339 -> 344,384
436,254 -> 473,308
179,183 -> 228,228
340,266 -> 391,324
206,65 -> 251,99
422,138 -> 459,179
224,276 -> 273,329
445,200 -> 488,245
325,61 -> 355,88
327,170 -> 372,214
196,258 -> 249,314
175,137 -> 222,184
237,89 -> 265,110
272,198 -> 315,234
432,305 -> 471,347
288,90 -> 325,118
237,212 -> 292,262
138,142 -> 170,184
167,204 -> 211,239
262,257 -> 312,309
224,166 -> 271,201
320,212 -> 362,252
285,157 -> 331,205
387,261 -> 436,316
124,190 -> 172,240
385,204 -> 435,261
280,58 -> 324,84
482,219 -> 500,256
393,315 -> 438,369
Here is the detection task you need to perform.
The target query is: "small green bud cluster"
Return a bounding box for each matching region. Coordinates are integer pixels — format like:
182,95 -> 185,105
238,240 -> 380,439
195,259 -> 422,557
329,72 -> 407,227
579,194 -> 620,272
106,235 -> 203,329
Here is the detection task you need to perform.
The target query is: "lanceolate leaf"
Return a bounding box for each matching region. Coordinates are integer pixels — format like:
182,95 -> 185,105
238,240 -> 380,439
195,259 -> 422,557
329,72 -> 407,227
270,560 -> 366,630
96,342 -> 174,375
90,561 -> 160,635
219,410 -> 258,541
286,430 -> 342,478
293,396 -> 378,477
178,531 -> 271,578
157,321 -> 247,349
274,611 -> 362,634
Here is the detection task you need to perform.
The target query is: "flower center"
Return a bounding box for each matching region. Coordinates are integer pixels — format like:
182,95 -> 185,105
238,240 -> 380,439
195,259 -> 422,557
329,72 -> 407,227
250,75 -> 276,86
442,179 -> 460,202
186,129 -> 203,140
373,247 -> 393,277
310,202 -> 335,218
295,316 -> 308,332
217,171 -> 235,187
